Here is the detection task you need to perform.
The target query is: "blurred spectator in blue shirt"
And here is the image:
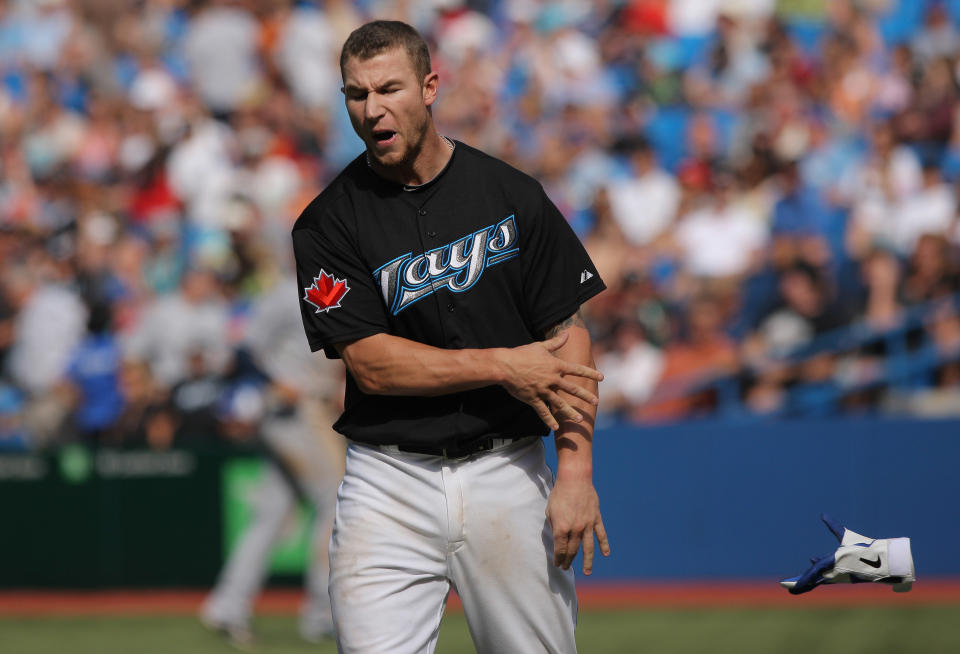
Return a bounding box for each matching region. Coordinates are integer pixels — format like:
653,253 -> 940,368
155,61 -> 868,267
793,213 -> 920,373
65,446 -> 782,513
771,159 -> 834,267
0,384 -> 28,451
65,301 -> 125,443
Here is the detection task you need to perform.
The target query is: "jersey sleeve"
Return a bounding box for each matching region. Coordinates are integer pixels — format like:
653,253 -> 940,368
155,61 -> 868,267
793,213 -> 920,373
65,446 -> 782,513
521,185 -> 606,335
292,217 -> 390,358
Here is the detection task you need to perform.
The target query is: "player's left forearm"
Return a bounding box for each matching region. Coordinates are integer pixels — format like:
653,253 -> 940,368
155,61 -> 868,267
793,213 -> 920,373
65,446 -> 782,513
544,315 -> 598,481
543,313 -> 610,574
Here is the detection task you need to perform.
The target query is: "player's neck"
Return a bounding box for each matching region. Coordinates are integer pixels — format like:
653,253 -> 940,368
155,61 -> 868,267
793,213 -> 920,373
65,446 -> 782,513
371,129 -> 452,187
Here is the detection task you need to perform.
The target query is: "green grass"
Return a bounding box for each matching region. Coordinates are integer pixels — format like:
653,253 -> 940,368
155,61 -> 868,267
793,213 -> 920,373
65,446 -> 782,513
2,607 -> 958,654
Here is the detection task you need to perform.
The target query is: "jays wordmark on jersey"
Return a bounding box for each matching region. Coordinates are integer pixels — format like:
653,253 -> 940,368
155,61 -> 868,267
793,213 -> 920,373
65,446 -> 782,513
292,142 -> 605,448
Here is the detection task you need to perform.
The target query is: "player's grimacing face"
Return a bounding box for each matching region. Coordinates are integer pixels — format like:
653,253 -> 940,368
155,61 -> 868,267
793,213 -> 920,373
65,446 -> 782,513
341,47 -> 435,168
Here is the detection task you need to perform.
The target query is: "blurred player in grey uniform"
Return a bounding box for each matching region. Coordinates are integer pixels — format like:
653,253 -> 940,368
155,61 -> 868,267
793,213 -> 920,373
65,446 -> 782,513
200,274 -> 344,646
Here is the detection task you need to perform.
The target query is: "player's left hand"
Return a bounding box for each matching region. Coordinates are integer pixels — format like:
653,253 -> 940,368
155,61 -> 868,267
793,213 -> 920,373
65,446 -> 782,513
546,477 -> 610,575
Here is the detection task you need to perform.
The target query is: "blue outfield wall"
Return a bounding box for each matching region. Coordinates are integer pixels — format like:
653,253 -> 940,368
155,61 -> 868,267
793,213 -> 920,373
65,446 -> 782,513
546,418 -> 960,582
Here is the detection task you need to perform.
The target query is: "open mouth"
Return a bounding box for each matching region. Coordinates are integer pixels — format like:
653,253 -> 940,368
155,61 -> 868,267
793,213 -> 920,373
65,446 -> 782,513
372,130 -> 397,146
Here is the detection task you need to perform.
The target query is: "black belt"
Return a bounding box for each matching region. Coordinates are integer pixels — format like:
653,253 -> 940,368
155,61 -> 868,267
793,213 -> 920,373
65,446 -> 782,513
390,437 -> 519,459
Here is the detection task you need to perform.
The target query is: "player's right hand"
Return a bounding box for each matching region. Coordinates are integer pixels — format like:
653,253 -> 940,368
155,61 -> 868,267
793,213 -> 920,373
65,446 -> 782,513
496,331 -> 603,431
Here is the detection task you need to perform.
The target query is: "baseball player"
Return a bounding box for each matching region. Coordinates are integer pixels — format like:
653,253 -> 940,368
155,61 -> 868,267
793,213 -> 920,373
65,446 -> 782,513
292,21 -> 610,654
201,275 -> 344,646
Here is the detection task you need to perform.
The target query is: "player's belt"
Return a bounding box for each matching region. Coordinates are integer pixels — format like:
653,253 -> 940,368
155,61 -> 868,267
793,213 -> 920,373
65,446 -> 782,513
384,437 -> 525,459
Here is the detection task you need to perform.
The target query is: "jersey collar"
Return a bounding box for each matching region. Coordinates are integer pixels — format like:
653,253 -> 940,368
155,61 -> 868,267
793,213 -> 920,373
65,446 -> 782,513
364,136 -> 457,192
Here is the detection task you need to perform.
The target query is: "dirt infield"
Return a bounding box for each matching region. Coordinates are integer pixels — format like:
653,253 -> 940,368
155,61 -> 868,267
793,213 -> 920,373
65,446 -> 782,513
1,580 -> 957,616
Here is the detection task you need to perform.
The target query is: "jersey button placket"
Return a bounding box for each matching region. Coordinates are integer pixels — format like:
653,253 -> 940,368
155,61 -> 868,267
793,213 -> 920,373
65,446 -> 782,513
415,203 -> 453,344
422,208 -> 437,239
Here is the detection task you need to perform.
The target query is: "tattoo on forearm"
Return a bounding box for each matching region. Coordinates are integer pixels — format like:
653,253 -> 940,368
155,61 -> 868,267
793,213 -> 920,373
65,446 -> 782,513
544,309 -> 585,339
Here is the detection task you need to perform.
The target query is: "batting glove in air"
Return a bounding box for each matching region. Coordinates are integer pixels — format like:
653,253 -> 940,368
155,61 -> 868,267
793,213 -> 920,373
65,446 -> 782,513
780,514 -> 915,594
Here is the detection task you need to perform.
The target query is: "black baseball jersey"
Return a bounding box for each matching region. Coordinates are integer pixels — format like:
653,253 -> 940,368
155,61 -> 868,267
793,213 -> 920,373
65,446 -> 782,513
292,141 -> 605,448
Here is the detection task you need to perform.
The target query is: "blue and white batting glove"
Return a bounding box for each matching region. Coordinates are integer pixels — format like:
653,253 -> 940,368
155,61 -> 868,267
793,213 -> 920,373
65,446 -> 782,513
780,514 -> 915,594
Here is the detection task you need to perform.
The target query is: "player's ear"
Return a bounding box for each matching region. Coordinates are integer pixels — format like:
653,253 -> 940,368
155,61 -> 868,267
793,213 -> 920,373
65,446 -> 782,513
422,71 -> 439,107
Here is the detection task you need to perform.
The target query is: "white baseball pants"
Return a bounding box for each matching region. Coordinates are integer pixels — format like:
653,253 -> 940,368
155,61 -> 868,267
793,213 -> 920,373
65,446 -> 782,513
201,462 -> 337,637
329,437 -> 578,654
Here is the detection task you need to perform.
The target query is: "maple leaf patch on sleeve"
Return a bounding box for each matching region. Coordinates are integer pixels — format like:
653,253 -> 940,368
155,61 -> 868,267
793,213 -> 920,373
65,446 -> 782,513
303,270 -> 350,313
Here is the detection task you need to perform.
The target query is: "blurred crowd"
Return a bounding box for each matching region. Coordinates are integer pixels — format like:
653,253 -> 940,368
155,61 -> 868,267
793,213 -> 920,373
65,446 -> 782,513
2,0 -> 960,452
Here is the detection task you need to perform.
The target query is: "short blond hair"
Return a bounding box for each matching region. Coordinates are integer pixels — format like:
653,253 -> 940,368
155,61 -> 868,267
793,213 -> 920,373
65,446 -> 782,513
340,20 -> 432,84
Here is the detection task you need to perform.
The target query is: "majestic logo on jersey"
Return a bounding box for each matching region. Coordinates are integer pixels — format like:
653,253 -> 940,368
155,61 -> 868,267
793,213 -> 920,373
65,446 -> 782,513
374,215 -> 519,315
303,270 -> 350,313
